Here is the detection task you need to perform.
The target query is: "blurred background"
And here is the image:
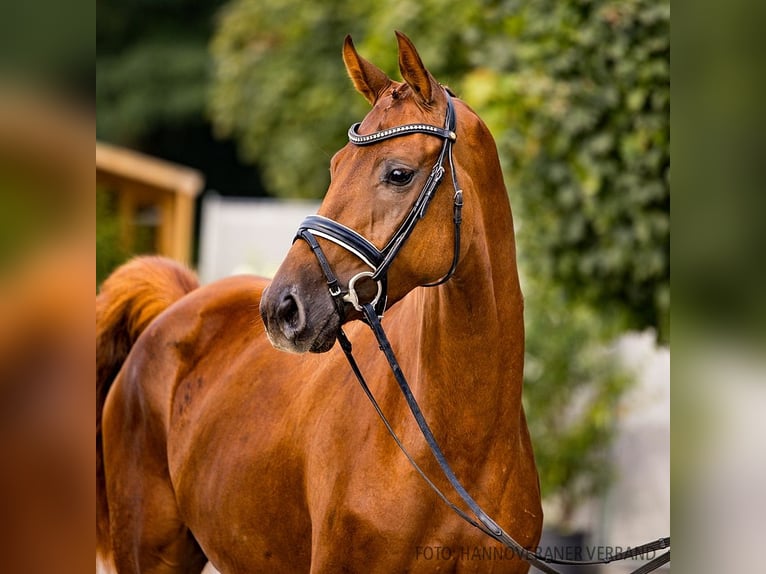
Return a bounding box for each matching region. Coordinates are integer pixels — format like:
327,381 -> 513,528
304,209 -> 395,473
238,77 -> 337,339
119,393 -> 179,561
1,0 -> 92,571
95,0 -> 670,572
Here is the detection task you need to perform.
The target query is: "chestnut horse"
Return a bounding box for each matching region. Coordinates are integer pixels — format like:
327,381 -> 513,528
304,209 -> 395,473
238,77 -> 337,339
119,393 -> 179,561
97,33 -> 542,573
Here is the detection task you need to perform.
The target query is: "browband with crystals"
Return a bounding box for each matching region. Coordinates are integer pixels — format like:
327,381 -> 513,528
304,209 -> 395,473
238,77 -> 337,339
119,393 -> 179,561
348,122 -> 456,146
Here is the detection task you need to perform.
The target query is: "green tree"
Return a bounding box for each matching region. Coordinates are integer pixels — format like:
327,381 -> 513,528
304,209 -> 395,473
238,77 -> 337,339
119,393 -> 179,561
522,279 -> 632,529
210,0 -> 366,199
462,0 -> 670,343
97,0 -> 220,144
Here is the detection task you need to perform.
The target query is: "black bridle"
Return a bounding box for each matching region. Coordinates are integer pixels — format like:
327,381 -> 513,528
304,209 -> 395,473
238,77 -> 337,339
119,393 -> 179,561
295,91 -> 463,319
293,89 -> 670,573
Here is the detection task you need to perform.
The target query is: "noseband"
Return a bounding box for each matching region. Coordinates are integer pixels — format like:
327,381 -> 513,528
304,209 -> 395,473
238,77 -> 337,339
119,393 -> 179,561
295,90 -> 463,319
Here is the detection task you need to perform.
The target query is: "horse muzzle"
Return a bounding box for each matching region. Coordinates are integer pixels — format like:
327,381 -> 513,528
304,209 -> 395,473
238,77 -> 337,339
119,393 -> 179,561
260,280 -> 340,354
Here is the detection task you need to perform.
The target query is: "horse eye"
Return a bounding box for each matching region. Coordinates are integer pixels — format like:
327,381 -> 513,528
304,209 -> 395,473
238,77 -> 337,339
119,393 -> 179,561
387,168 -> 414,186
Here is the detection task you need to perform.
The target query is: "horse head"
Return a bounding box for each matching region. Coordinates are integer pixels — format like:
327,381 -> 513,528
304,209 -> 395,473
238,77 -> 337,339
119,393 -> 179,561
262,32 -> 489,354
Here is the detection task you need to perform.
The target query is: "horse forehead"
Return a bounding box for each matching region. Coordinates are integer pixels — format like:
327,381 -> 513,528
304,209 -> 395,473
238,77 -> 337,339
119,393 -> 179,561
330,128 -> 437,177
328,90 -> 446,175
359,89 -> 439,133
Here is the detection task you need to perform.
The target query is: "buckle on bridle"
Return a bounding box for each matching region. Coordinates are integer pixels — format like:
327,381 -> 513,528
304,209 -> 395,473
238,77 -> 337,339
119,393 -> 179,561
328,284 -> 343,298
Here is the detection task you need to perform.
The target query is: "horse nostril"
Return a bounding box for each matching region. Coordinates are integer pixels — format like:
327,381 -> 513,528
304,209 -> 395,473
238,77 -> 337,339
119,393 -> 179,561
277,291 -> 306,339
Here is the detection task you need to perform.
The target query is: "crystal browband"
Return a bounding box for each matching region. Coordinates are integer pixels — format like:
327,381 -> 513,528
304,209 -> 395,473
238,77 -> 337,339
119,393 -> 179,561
348,122 -> 456,146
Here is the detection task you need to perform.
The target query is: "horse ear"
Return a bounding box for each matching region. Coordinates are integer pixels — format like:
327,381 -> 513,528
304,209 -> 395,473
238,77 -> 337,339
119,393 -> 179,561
395,31 -> 436,105
343,35 -> 391,105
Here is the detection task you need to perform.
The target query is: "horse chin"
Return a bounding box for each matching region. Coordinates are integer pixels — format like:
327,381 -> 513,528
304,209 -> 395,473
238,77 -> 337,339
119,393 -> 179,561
264,329 -> 337,355
300,307 -> 340,353
309,332 -> 337,353
263,308 -> 340,355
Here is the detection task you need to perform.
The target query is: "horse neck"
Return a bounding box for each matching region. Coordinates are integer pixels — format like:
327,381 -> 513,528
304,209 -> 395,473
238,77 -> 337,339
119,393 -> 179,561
404,189 -> 525,451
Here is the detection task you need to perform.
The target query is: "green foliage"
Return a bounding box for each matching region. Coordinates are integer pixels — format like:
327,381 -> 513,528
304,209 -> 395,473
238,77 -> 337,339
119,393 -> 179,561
96,0 -> 224,145
208,0 -> 482,198
209,0 -> 364,198
462,0 -> 670,343
523,278 -> 632,528
97,40 -> 209,143
96,189 -> 128,287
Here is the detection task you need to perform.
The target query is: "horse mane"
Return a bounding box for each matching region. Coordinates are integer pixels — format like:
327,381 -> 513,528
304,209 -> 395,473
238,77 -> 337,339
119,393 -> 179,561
96,256 -> 198,562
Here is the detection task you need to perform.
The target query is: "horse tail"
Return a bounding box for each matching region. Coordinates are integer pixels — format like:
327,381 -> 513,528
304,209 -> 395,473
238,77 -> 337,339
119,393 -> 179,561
96,256 -> 198,565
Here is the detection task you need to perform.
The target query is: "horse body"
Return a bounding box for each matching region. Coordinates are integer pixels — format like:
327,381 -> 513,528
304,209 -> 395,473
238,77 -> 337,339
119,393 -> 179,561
98,33 -> 541,574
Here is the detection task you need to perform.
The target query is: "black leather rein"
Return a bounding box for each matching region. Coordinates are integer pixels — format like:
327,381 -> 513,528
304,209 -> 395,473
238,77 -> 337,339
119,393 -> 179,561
293,90 -> 669,573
